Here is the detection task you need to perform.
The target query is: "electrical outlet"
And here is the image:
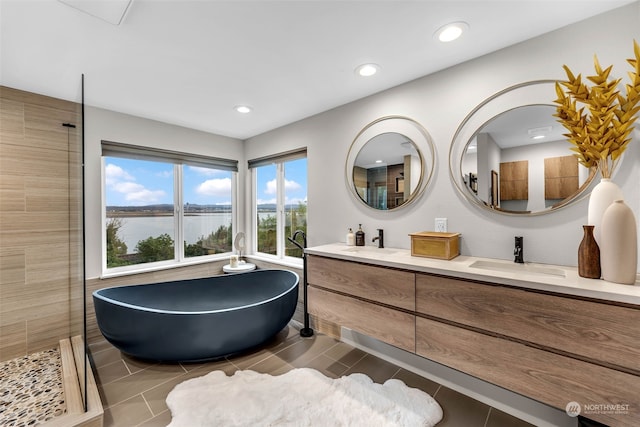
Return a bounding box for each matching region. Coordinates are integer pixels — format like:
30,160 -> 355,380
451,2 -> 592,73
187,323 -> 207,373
435,218 -> 448,232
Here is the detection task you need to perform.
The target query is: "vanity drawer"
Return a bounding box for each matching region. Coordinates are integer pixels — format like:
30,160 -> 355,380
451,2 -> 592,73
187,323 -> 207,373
307,255 -> 415,311
415,274 -> 640,373
308,286 -> 415,352
415,317 -> 639,427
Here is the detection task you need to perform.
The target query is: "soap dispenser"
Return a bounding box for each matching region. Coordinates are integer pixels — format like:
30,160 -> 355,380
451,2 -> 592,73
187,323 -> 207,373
355,224 -> 365,246
346,228 -> 355,246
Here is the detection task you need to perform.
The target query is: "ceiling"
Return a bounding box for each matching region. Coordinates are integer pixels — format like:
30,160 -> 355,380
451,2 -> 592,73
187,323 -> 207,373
1,0 -> 634,140
480,105 -> 566,149
354,132 -> 417,168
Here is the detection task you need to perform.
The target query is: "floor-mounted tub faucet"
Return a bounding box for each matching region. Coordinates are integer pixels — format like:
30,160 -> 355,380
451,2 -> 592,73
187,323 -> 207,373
514,236 -> 524,263
372,229 -> 384,248
287,230 -> 314,338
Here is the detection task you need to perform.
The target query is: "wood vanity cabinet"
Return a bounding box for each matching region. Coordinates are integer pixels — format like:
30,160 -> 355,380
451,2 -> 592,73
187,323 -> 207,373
415,274 -> 640,427
415,274 -> 640,374
307,254 -> 640,427
307,255 -> 416,352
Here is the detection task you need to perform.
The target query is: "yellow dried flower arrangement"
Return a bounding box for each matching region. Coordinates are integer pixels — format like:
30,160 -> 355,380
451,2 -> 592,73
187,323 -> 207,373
554,40 -> 640,179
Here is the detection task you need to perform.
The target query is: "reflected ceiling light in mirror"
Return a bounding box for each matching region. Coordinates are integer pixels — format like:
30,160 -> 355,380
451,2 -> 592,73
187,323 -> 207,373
467,140 -> 477,153
235,105 -> 252,114
435,22 -> 468,42
528,125 -> 552,140
355,63 -> 380,77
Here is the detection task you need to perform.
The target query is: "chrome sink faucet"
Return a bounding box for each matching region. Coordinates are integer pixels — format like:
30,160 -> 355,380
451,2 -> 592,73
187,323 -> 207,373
514,236 -> 524,263
372,229 -> 384,248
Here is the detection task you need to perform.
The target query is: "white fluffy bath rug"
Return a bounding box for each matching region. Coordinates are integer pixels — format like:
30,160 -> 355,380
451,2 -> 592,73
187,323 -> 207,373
166,368 -> 443,426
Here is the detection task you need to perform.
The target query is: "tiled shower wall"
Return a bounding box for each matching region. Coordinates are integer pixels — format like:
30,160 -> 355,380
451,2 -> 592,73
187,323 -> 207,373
0,86 -> 83,362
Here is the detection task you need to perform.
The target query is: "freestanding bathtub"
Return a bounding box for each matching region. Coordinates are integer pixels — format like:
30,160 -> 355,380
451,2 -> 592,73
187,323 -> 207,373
93,269 -> 299,362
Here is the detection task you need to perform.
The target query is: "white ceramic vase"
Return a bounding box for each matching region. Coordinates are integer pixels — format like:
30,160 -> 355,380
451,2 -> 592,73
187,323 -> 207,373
587,178 -> 624,245
600,200 -> 638,285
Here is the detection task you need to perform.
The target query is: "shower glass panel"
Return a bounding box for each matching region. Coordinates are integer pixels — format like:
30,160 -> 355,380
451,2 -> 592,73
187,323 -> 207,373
0,83 -> 87,424
68,106 -> 88,410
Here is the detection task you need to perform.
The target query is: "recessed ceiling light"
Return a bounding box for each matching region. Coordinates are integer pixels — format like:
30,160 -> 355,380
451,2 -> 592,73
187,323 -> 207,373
435,22 -> 468,42
375,159 -> 383,163
355,63 -> 380,77
235,105 -> 252,114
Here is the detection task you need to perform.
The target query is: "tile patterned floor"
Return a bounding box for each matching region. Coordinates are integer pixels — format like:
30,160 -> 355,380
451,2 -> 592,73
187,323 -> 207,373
89,324 -> 535,427
0,348 -> 66,427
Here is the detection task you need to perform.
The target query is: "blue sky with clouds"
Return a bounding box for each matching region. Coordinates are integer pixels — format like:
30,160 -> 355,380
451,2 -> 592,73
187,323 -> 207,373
255,158 -> 307,206
105,157 -> 307,207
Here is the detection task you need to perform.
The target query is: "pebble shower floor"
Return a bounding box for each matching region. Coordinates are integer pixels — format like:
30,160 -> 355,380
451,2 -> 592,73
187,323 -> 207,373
0,348 -> 66,427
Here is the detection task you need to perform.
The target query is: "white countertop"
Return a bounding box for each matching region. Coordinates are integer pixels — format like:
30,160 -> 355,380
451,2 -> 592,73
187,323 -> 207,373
305,243 -> 640,306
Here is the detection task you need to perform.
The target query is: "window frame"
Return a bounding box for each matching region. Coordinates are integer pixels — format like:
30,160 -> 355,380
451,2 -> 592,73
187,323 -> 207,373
101,141 -> 238,277
250,148 -> 307,265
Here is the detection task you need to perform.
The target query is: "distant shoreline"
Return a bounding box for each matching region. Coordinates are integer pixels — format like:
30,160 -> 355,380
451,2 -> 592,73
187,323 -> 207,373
106,210 -> 275,218
107,212 -> 231,218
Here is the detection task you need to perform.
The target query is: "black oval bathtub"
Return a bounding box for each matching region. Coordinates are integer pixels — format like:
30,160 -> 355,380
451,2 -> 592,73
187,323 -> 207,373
92,269 -> 299,362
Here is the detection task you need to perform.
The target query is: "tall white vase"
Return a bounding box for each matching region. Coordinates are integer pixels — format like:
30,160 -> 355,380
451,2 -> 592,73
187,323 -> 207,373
587,178 -> 624,245
600,200 -> 638,285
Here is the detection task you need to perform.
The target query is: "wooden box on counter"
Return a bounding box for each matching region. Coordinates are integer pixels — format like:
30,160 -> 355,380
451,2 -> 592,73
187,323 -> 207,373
409,231 -> 460,260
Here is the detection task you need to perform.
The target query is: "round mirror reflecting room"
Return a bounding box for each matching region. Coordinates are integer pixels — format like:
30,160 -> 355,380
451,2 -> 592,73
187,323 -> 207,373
346,116 -> 435,211
449,81 -> 600,216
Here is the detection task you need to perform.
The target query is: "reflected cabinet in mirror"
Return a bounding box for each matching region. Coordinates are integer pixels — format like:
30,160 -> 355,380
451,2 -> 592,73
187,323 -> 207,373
346,116 -> 435,210
450,80 -> 598,216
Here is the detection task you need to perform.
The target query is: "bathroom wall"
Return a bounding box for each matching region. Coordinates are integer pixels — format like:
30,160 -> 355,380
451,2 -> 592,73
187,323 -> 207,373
83,106 -> 245,279
244,2 -> 640,268
82,107 -> 245,343
76,1 -> 640,277
475,133 -> 499,203
80,107 -> 306,342
0,86 -> 83,361
4,4 -> 639,355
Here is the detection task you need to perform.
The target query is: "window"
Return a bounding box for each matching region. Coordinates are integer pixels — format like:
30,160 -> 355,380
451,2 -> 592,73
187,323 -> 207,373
250,149 -> 307,261
102,141 -> 237,273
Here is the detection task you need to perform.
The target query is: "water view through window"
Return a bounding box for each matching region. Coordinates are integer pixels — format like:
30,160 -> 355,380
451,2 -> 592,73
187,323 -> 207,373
105,157 -> 234,268
255,157 -> 307,259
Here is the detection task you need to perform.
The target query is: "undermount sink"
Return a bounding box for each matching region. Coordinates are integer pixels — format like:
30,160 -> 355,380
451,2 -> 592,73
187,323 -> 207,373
469,260 -> 566,278
342,246 -> 397,255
